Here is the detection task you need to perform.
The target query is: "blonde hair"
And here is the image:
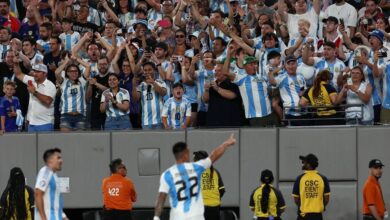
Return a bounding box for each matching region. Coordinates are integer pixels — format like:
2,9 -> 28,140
298,19 -> 311,28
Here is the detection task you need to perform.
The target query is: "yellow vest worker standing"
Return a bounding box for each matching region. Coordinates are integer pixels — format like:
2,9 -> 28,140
292,154 -> 330,220
249,169 -> 286,220
193,150 -> 225,220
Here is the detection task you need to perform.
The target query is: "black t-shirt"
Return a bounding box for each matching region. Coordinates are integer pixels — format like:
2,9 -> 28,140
43,52 -> 61,84
90,73 -> 109,118
206,79 -> 245,127
0,62 -> 30,116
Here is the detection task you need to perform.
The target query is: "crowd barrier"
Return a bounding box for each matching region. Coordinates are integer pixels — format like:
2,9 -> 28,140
0,127 -> 389,220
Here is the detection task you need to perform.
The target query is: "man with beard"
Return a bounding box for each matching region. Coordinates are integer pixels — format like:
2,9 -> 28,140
362,159 -> 387,220
86,55 -> 110,130
292,154 -> 330,220
36,22 -> 52,54
18,5 -> 39,40
0,0 -> 20,33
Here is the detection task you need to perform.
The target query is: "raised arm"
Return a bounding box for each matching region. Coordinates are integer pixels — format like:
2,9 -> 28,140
191,2 -> 208,28
55,56 -> 71,85
145,0 -> 161,11
95,32 -> 115,61
222,46 -> 236,81
111,44 -> 126,74
101,0 -> 119,23
277,0 -> 288,23
209,133 -> 236,163
302,40 -> 315,66
72,32 -> 92,57
174,1 -> 187,28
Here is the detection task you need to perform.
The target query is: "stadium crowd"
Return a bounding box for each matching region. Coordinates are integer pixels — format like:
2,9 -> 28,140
1,0 -> 390,132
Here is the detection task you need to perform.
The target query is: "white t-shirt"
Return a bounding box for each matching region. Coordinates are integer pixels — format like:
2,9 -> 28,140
35,166 -> 66,220
287,7 -> 319,39
324,3 -> 357,36
159,158 -> 212,220
23,75 -> 57,125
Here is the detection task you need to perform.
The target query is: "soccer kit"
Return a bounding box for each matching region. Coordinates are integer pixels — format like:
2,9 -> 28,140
159,158 -> 212,220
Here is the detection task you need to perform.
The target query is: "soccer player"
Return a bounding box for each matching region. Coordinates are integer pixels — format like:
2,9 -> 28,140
153,134 -> 236,220
35,148 -> 68,220
162,83 -> 192,129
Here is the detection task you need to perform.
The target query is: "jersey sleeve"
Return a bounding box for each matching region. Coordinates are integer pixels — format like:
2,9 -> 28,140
161,100 -> 170,117
275,188 -> 286,210
249,190 -> 255,208
274,74 -> 285,87
324,84 -> 337,95
195,157 -> 212,170
292,175 -> 302,198
185,101 -> 192,117
35,167 -> 53,192
158,172 -> 170,194
322,175 -> 331,196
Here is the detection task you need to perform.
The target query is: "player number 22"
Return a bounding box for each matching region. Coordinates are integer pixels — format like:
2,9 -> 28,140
175,177 -> 198,201
108,188 -> 119,196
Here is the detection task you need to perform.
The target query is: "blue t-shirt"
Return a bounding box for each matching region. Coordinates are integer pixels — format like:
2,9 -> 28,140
0,96 -> 20,132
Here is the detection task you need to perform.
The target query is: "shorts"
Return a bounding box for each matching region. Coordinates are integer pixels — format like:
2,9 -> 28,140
204,206 -> 220,220
28,123 -> 54,132
105,115 -> 132,130
60,113 -> 86,130
191,103 -> 198,113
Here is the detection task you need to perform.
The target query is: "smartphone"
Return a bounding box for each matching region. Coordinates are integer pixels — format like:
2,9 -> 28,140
177,56 -> 183,62
28,80 -> 33,87
194,48 -> 199,55
339,18 -> 345,27
347,78 -> 353,86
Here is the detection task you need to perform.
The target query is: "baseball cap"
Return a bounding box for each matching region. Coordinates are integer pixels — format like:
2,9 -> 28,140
322,16 -> 339,24
369,29 -> 384,43
243,56 -> 257,65
133,19 -> 149,30
193,150 -> 208,161
189,31 -> 200,39
299,153 -> 319,167
260,169 -> 274,184
32,64 -> 48,73
369,159 -> 384,168
172,82 -> 184,89
285,55 -> 297,63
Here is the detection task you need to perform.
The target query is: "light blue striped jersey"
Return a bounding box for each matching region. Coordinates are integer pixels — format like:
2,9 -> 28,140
313,57 -> 345,90
233,72 -> 272,119
382,64 -> 390,110
137,80 -> 167,126
35,166 -> 65,220
159,158 -> 212,220
60,77 -> 87,115
119,12 -> 136,29
59,32 -> 80,52
195,68 -> 215,112
102,36 -> 126,47
162,97 -> 191,129
36,39 -> 50,54
362,65 -> 382,106
147,8 -> 163,28
100,88 -> 131,117
275,72 -> 306,116
0,44 -> 10,62
30,52 -> 44,66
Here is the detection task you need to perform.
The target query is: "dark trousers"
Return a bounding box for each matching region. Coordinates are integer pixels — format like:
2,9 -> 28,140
103,209 -> 132,220
363,215 -> 377,220
258,217 -> 281,220
204,206 -> 220,220
297,213 -> 323,220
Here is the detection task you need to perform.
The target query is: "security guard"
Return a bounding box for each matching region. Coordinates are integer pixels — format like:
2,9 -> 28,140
363,159 -> 387,220
249,169 -> 286,220
292,154 -> 330,220
193,150 -> 225,220
102,158 -> 137,220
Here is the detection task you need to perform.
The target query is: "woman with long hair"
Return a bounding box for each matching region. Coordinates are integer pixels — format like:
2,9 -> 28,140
0,167 -> 34,220
300,70 -> 343,125
193,151 -> 225,220
249,169 -> 285,220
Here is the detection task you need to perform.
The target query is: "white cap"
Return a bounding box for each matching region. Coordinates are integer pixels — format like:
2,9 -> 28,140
32,64 -> 48,73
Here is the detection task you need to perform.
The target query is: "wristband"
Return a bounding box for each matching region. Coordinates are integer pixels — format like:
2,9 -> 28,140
153,217 -> 160,220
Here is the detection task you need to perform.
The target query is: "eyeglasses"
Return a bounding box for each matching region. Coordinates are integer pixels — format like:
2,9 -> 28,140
176,35 -> 185,38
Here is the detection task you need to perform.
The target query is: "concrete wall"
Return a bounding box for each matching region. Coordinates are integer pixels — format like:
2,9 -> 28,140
0,127 -> 389,219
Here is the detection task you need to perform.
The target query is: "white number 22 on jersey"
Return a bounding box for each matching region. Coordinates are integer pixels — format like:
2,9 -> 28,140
108,188 -> 120,196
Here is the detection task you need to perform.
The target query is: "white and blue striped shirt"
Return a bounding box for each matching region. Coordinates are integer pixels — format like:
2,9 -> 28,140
382,64 -> 390,110
30,52 -> 44,66
275,72 -> 306,116
59,32 -> 81,52
159,158 -> 212,220
60,78 -> 87,115
313,57 -> 345,90
147,8 -> 163,28
137,80 -> 167,127
100,88 -> 130,117
102,36 -> 126,47
35,166 -> 65,220
233,72 -> 272,119
195,68 -> 215,112
0,44 -> 10,62
37,39 -> 50,54
162,97 -> 191,129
